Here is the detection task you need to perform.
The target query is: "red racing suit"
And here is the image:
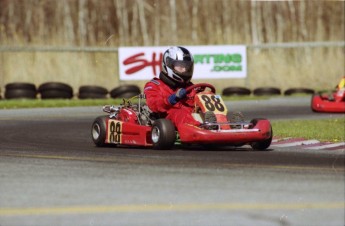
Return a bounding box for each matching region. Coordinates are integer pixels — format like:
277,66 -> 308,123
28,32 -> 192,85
144,78 -> 200,130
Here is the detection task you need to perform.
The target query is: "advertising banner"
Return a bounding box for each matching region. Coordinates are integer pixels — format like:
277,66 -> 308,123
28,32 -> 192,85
118,45 -> 246,80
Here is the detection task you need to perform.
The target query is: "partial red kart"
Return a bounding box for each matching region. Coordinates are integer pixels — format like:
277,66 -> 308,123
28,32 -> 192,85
91,83 -> 273,150
311,91 -> 345,113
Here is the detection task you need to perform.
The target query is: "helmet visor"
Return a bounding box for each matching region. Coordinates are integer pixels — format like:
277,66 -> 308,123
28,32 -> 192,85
166,58 -> 194,82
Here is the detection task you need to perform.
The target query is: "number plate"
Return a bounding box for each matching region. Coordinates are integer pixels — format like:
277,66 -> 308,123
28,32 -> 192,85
195,93 -> 227,115
106,119 -> 123,144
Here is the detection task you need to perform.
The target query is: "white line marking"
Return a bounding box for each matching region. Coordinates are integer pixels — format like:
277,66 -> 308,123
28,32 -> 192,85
305,142 -> 345,150
271,140 -> 320,148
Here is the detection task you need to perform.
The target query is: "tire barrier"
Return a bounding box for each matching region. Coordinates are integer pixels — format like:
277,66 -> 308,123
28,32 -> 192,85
110,85 -> 141,99
4,82 -> 37,99
1,82 -> 320,100
253,87 -> 282,96
284,88 -> 315,96
38,82 -> 73,99
222,87 -> 251,96
78,85 -> 108,99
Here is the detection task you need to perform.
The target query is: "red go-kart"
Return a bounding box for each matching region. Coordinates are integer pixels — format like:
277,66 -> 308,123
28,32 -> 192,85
91,83 -> 273,150
311,91 -> 345,113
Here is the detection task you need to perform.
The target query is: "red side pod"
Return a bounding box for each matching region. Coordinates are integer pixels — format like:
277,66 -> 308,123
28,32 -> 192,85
105,118 -> 153,146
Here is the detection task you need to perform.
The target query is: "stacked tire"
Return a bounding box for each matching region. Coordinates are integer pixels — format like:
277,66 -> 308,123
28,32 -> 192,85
253,87 -> 281,96
78,85 -> 108,99
4,82 -> 37,99
38,82 -> 73,99
284,88 -> 315,96
222,87 -> 251,96
110,85 -> 141,99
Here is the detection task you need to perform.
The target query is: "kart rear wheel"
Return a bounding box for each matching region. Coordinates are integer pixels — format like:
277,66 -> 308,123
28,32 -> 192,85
250,118 -> 272,151
91,116 -> 108,147
151,119 -> 176,150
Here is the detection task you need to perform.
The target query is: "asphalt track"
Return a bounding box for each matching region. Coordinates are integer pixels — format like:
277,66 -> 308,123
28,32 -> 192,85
0,96 -> 344,226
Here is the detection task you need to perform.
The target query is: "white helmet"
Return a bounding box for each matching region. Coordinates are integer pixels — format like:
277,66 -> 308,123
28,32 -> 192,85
161,46 -> 194,85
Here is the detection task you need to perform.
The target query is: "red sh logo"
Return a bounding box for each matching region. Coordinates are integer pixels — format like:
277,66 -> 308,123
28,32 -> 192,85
123,52 -> 163,76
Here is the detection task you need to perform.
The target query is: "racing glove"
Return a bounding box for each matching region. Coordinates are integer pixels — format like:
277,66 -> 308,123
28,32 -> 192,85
168,88 -> 187,105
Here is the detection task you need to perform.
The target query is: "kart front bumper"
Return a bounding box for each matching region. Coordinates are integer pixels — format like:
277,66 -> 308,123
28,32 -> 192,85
179,119 -> 272,144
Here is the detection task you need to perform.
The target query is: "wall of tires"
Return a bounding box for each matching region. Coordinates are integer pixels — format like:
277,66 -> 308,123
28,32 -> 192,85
221,86 -> 315,96
0,82 -> 141,100
0,82 -> 316,100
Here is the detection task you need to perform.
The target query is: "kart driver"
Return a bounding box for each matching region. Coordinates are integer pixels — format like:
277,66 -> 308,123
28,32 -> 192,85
144,46 -> 216,130
334,76 -> 345,102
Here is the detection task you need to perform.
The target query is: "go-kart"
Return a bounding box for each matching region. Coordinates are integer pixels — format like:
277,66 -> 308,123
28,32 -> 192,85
91,83 -> 273,150
311,91 -> 345,113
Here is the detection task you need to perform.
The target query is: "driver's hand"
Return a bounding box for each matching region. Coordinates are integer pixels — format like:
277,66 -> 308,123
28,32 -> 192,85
175,88 -> 187,99
168,88 -> 187,105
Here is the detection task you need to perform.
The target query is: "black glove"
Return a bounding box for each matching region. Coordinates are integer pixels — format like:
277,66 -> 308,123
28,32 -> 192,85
168,88 -> 187,105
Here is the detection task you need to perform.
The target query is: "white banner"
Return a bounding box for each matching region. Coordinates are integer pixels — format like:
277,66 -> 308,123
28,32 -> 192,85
118,45 -> 247,80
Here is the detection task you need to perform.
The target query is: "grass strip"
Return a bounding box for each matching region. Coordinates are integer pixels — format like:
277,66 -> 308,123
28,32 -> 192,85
0,96 -> 267,109
0,99 -> 123,109
272,118 -> 345,142
2,93 -> 314,109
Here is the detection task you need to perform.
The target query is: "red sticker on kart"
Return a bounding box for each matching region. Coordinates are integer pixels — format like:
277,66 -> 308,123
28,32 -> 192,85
196,94 -> 227,115
106,120 -> 123,144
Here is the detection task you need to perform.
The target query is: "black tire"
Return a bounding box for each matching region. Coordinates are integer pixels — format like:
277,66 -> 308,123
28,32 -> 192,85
79,85 -> 108,95
151,119 -> 176,150
91,116 -> 108,147
111,91 -> 141,99
5,82 -> 36,91
250,118 -> 272,151
78,92 -> 108,99
253,87 -> 281,96
4,89 -> 37,99
110,85 -> 141,98
78,85 -> 108,99
284,88 -> 315,96
40,90 -> 73,99
38,82 -> 73,94
222,87 -> 251,96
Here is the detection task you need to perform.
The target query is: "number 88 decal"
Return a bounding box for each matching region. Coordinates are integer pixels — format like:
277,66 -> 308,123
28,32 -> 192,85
109,121 -> 122,143
201,94 -> 225,112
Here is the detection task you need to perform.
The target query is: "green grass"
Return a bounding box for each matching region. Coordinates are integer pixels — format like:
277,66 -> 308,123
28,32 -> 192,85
0,96 -> 266,109
0,98 -> 123,109
272,118 -> 345,142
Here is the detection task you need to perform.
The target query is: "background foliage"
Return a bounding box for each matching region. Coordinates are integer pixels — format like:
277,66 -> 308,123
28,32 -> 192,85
1,0 -> 343,46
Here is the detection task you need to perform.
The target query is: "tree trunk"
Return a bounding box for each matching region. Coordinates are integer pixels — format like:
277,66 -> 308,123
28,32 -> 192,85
78,0 -> 87,46
63,0 -> 75,45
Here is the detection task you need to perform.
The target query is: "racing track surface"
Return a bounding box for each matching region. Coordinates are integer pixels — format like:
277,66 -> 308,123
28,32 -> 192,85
0,96 -> 344,226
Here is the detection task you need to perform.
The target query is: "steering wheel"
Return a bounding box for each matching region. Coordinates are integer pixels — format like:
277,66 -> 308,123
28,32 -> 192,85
185,83 -> 216,94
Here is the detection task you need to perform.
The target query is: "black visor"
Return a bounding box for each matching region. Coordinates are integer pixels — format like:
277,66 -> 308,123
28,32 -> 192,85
166,57 -> 194,82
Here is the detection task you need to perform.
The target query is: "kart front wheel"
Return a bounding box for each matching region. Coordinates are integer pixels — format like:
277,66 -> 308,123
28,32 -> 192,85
91,116 -> 108,147
151,119 -> 176,150
250,118 -> 273,151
